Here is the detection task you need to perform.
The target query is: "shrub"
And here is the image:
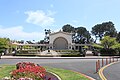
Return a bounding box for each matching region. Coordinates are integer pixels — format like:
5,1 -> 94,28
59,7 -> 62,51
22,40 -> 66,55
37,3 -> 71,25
15,54 -> 36,57
61,53 -> 81,57
100,48 -> 116,56
11,62 -> 46,80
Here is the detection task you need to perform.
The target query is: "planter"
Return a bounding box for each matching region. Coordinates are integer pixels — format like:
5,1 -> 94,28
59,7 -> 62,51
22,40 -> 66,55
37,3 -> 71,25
11,62 -> 61,80
44,72 -> 61,80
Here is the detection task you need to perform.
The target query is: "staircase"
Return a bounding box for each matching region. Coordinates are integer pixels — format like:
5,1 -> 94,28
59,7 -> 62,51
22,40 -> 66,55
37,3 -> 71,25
40,50 -> 59,57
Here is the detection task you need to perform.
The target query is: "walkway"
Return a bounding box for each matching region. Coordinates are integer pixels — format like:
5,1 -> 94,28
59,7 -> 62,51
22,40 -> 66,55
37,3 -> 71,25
40,50 -> 58,55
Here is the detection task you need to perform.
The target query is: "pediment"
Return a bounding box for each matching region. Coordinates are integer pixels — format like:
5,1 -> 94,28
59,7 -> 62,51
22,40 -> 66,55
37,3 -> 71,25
50,31 -> 72,36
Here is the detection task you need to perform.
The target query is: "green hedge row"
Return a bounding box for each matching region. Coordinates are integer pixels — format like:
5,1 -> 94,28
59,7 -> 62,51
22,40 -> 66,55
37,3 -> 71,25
61,53 -> 81,57
14,54 -> 36,57
100,48 -> 118,56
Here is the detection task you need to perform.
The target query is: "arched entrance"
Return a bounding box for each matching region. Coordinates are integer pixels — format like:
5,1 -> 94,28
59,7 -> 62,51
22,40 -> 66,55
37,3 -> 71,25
53,37 -> 68,50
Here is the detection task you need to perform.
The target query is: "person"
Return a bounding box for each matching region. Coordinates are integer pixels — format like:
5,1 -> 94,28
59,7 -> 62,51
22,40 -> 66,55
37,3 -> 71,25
48,48 -> 50,52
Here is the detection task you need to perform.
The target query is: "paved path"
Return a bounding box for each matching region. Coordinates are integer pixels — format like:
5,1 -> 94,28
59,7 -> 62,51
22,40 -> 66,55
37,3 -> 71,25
104,62 -> 120,80
0,57 -> 102,80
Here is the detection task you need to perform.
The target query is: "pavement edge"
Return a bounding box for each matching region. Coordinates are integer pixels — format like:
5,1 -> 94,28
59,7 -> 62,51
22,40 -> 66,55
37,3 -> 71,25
71,70 -> 96,80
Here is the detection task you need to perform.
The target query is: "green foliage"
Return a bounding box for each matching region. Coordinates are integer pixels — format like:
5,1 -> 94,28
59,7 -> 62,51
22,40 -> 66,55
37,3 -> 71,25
83,46 -> 89,49
100,48 -> 116,56
56,50 -> 79,52
91,21 -> 117,42
116,32 -> 120,43
92,36 -> 119,56
75,27 -> 91,39
0,38 -> 9,48
92,44 -> 103,56
61,53 -> 80,57
23,45 -> 30,49
101,36 -> 116,49
111,43 -> 120,55
17,49 -> 40,54
111,43 -> 120,49
62,24 -> 75,33
91,24 -> 104,41
62,24 -> 91,43
0,38 -> 10,53
92,43 -> 103,49
75,27 -> 91,43
17,50 -> 28,54
15,54 -> 36,57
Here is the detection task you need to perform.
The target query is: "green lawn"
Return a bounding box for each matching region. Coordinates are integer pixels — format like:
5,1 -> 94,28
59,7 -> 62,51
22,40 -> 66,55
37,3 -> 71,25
0,65 -> 16,79
45,67 -> 89,80
0,65 -> 89,80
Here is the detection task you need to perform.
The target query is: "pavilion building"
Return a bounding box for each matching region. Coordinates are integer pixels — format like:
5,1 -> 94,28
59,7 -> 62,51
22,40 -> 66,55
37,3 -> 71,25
13,30 -> 91,51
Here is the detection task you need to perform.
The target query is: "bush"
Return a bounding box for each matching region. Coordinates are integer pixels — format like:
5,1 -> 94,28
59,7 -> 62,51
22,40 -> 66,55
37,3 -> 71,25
17,50 -> 28,54
61,53 -> 81,57
11,62 -> 46,80
17,50 -> 40,54
15,54 -> 36,57
36,55 -> 54,57
56,50 -> 79,54
100,48 -> 117,56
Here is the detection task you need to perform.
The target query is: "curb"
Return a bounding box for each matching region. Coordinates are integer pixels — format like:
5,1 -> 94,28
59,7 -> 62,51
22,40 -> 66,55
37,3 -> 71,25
98,61 -> 120,80
48,72 -> 61,80
70,70 -> 96,80
1,56 -> 113,59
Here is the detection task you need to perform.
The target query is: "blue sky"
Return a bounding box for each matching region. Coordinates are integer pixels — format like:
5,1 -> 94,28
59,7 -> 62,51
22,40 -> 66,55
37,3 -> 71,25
0,0 -> 120,41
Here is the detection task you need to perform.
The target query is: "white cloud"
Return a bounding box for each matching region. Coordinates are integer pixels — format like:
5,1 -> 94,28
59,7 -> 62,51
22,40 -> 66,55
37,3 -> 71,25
0,26 -> 44,41
25,10 -> 55,27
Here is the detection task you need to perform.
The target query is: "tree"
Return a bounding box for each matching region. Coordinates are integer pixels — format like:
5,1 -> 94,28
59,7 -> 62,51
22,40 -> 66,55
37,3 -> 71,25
39,40 -> 45,44
111,43 -> 120,56
116,32 -> 120,43
17,40 -> 24,44
101,36 -> 116,49
92,43 -> 103,49
0,38 -> 10,53
62,24 -> 75,33
74,27 -> 91,44
44,29 -> 51,43
100,36 -> 117,55
102,21 -> 117,37
91,21 -> 117,43
62,24 -> 91,44
91,24 -> 104,42
26,41 -> 33,44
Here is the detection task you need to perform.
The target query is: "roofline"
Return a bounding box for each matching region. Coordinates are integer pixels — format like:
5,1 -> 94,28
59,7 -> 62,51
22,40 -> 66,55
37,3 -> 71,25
50,31 -> 73,36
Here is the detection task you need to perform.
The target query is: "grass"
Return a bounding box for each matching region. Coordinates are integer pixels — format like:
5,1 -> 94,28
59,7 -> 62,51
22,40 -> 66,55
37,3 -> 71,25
0,65 -> 16,79
45,67 -> 89,80
0,65 -> 89,80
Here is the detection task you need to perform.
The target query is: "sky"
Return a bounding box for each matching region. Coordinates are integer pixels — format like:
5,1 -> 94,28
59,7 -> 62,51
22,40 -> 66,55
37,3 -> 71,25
0,0 -> 120,41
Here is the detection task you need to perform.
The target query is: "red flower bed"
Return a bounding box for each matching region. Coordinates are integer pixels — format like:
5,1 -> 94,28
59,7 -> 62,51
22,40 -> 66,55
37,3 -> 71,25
11,62 -> 46,80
